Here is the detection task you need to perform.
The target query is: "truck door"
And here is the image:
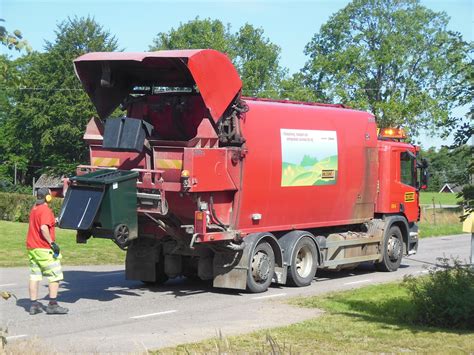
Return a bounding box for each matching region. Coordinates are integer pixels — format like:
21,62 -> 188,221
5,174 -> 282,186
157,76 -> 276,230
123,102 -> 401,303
399,150 -> 418,222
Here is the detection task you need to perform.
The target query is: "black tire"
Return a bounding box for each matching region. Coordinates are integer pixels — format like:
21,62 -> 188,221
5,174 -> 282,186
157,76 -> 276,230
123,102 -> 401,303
113,224 -> 131,250
287,237 -> 318,287
375,225 -> 403,272
247,241 -> 275,293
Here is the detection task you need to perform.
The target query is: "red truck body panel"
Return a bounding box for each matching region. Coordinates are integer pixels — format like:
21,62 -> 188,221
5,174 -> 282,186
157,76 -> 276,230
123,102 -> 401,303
235,99 -> 379,233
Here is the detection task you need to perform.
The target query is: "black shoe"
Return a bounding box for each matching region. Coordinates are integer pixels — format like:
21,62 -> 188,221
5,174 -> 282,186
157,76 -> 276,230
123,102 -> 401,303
46,303 -> 68,314
29,304 -> 43,315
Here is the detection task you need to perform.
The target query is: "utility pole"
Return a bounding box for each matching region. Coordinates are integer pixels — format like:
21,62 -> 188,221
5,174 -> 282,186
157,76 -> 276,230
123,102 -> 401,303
14,163 -> 17,185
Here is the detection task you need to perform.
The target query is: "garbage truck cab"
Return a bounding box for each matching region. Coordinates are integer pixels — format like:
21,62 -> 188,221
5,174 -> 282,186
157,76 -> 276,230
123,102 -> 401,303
59,50 -> 428,292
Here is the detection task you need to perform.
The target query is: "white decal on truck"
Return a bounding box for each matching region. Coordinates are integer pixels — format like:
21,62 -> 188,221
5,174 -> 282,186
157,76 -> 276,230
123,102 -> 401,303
280,129 -> 338,187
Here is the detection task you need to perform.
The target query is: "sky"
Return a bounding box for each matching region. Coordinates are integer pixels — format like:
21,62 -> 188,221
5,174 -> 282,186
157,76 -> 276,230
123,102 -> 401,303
1,0 -> 473,148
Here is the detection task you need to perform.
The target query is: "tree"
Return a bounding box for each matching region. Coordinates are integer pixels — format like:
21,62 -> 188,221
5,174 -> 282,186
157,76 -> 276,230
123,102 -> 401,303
0,20 -> 30,185
1,16 -> 118,182
232,24 -> 285,97
150,17 -> 233,55
278,73 -> 323,102
150,18 -> 284,97
0,19 -> 31,53
302,0 -> 471,137
421,146 -> 471,192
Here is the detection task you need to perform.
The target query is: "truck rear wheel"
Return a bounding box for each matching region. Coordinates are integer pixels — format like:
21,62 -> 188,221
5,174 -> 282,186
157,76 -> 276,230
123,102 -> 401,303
287,237 -> 318,287
375,225 -> 403,272
247,241 -> 275,293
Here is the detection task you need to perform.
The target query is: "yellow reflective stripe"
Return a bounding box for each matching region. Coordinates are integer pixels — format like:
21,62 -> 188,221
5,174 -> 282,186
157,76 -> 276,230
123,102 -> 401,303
42,262 -> 61,271
43,268 -> 62,276
155,159 -> 183,169
92,157 -> 120,167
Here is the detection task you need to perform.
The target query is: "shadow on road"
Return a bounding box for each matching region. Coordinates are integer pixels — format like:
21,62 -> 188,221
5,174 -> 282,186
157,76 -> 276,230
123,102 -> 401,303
14,260 -> 412,312
16,270 -> 244,308
316,261 -> 409,281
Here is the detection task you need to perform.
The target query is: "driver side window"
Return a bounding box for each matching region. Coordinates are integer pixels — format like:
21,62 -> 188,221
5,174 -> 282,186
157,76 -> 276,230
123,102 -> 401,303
400,152 -> 416,187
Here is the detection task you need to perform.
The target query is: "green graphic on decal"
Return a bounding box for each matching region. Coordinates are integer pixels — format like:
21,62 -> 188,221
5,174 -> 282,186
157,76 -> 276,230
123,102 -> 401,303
281,129 -> 338,187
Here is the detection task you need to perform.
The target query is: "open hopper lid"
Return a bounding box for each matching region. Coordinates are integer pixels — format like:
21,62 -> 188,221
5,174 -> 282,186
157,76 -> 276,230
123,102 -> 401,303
74,49 -> 242,122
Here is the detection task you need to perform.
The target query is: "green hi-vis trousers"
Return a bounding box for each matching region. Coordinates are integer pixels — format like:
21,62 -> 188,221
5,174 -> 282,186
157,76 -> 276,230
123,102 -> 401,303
28,248 -> 63,283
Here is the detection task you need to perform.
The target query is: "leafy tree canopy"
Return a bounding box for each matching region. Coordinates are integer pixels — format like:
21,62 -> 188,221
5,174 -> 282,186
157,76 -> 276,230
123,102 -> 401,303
0,19 -> 31,53
421,145 -> 471,192
150,17 -> 285,97
0,16 -> 118,181
302,0 -> 471,137
150,17 -> 233,55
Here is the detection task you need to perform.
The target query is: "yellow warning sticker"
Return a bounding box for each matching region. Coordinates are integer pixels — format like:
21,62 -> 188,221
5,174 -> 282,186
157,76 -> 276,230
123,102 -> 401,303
405,192 -> 415,203
155,159 -> 183,170
321,170 -> 336,179
92,157 -> 120,167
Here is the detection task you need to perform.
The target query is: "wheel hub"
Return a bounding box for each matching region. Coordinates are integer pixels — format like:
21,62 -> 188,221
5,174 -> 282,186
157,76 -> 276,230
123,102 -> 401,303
295,246 -> 313,278
387,236 -> 402,262
252,252 -> 270,282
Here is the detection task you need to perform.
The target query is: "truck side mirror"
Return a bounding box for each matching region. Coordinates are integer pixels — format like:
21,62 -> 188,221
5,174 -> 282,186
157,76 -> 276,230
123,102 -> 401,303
417,158 -> 429,190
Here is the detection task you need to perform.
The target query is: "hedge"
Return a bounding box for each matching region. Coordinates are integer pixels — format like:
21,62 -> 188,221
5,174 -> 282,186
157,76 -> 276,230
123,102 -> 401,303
0,192 -> 63,223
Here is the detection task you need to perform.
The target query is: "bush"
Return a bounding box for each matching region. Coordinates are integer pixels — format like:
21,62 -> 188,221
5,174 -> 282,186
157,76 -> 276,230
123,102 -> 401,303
0,192 -> 63,223
0,179 -> 32,195
403,258 -> 474,329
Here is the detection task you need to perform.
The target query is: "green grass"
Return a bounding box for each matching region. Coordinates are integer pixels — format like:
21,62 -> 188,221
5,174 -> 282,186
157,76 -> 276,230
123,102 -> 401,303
419,208 -> 464,237
419,191 -> 461,205
156,283 -> 474,354
0,220 -> 125,267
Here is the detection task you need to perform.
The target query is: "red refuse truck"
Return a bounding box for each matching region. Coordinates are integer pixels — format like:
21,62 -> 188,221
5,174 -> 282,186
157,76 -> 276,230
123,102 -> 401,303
58,49 -> 428,292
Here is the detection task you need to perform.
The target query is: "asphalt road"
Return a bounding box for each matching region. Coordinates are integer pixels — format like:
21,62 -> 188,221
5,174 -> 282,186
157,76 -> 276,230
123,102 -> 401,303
0,234 -> 471,352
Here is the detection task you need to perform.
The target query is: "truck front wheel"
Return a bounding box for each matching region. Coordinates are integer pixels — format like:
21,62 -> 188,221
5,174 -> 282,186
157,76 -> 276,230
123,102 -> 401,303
247,241 -> 275,293
287,237 -> 318,287
375,225 -> 403,272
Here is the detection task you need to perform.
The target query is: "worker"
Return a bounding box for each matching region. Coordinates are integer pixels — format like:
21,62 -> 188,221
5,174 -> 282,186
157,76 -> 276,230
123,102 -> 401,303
26,187 -> 68,315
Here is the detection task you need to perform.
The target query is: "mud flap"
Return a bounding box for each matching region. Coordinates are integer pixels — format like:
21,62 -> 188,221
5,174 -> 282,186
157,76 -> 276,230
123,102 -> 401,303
213,250 -> 248,290
125,238 -> 160,282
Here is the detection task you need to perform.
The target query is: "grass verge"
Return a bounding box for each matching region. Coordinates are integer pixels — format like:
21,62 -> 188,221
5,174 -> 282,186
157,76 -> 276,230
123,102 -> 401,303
156,283 -> 474,353
419,191 -> 461,206
0,220 -> 125,267
419,207 -> 463,237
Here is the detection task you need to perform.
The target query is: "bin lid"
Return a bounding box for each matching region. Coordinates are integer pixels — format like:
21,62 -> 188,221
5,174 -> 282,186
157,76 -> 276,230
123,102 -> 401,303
71,170 -> 139,185
58,186 -> 105,230
74,49 -> 242,122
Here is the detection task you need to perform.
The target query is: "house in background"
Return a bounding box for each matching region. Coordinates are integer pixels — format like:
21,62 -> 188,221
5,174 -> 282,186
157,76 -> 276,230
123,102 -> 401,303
34,174 -> 65,197
439,183 -> 462,194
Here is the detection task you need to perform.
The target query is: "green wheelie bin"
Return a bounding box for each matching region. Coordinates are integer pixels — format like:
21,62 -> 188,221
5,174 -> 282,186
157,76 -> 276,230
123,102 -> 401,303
58,170 -> 139,249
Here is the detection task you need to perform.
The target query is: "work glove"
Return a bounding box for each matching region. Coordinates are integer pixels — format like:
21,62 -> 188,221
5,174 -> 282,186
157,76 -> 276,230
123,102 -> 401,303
50,242 -> 60,258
